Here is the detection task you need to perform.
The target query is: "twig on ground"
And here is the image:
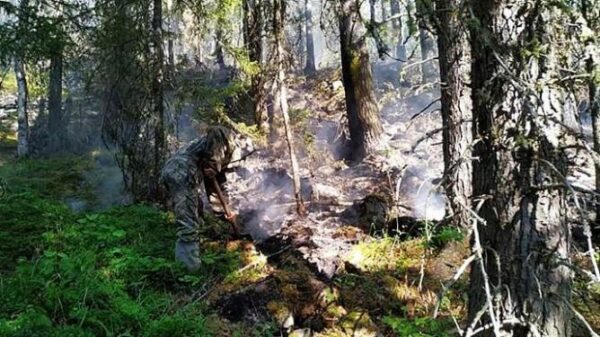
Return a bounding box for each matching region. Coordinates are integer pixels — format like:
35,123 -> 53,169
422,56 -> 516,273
433,254 -> 476,318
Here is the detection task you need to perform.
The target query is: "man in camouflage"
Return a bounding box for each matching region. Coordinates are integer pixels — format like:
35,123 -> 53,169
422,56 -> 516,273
160,126 -> 253,271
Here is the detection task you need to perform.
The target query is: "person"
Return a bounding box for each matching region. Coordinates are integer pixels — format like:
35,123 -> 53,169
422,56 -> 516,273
160,126 -> 253,271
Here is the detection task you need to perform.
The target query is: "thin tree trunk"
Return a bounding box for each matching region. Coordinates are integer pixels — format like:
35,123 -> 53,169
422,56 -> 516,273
168,38 -> 175,75
215,26 -> 226,69
339,0 -> 383,160
296,11 -> 305,71
244,0 -> 268,132
48,51 -> 63,151
166,0 -> 175,77
435,0 -> 471,229
468,2 -> 571,335
590,54 -> 600,239
389,0 -> 406,61
273,0 -> 305,215
415,0 -> 436,83
152,0 -> 166,199
14,58 -> 28,157
13,0 -> 29,157
304,0 -> 316,75
381,0 -> 387,22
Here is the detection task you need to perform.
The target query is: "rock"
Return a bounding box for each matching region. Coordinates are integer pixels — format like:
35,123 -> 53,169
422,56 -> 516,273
316,165 -> 336,176
313,183 -> 341,201
331,80 -> 343,91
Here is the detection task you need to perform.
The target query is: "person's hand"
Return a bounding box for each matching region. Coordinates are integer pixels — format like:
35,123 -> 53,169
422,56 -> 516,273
225,212 -> 242,236
225,212 -> 237,224
202,167 -> 217,178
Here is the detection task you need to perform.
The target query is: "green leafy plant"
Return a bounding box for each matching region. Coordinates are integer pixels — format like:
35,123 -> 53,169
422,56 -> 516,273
383,316 -> 453,337
0,156 -> 246,336
427,227 -> 464,250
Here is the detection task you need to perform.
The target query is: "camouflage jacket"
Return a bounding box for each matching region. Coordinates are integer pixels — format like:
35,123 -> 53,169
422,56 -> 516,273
161,129 -> 234,186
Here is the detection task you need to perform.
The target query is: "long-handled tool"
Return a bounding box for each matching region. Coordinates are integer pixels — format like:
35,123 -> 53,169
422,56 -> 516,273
211,178 -> 241,236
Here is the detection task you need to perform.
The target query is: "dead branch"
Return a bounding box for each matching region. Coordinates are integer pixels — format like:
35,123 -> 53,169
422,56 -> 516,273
433,254 -> 477,318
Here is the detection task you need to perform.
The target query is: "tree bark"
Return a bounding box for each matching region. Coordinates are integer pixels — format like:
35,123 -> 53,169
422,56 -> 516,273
415,0 -> 436,83
590,52 -> 600,240
273,0 -> 305,215
243,0 -> 268,133
14,57 -> 29,157
435,0 -> 471,229
215,26 -> 226,69
468,2 -> 572,336
369,0 -> 376,23
48,51 -> 63,150
339,0 -> 383,160
13,0 -> 29,157
304,0 -> 316,75
166,0 -> 176,78
582,0 -> 600,239
152,0 -> 166,199
390,0 -> 406,61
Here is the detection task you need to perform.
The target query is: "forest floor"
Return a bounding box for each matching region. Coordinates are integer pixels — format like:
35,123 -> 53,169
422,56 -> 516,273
1,66 -> 600,336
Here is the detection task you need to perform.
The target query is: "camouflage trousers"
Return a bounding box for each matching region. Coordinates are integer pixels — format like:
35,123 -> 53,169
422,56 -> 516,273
160,155 -> 230,242
160,155 -> 204,243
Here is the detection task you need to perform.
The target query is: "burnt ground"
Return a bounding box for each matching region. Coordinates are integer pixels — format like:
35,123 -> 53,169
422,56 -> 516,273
227,66 -> 446,279
193,66 -> 475,336
196,66 -> 600,336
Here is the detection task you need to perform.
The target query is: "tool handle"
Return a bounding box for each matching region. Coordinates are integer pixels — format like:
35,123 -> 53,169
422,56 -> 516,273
212,178 -> 233,217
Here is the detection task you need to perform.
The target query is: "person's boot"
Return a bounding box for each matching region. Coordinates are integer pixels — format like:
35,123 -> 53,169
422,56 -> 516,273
175,240 -> 201,272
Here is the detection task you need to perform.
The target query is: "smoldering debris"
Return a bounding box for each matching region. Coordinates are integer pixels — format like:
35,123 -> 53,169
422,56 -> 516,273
221,79 -> 450,279
228,162 -> 297,241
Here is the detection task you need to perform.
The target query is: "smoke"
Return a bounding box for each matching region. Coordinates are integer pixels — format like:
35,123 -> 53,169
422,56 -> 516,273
228,160 -> 307,241
86,149 -> 132,210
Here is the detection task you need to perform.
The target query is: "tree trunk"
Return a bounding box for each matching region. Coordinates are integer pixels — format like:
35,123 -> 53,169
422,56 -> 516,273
380,0 -> 387,22
273,0 -> 305,215
48,51 -> 63,151
215,26 -> 226,69
389,0 -> 406,61
152,0 -> 166,199
582,0 -> 600,239
296,11 -> 305,71
244,0 -> 268,133
165,0 -> 176,78
304,0 -> 316,75
14,57 -> 29,157
13,0 -> 29,157
369,0 -> 376,22
590,53 -> 600,240
468,2 -> 571,336
435,0 -> 471,229
415,0 -> 436,83
339,0 -> 383,160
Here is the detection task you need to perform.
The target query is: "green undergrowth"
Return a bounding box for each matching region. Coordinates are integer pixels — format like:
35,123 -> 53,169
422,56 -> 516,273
383,316 -> 453,337
0,156 -> 241,337
0,156 -> 95,201
0,70 -> 17,94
